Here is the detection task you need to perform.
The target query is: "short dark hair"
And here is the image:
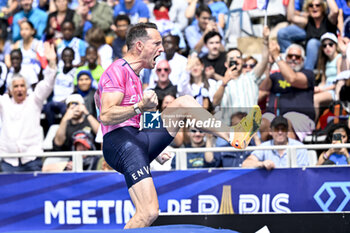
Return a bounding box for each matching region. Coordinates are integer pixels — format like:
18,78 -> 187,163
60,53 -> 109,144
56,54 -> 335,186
62,47 -> 75,57
163,33 -> 180,47
10,49 -> 22,59
114,14 -> 131,25
195,4 -> 212,17
61,20 -> 75,29
204,31 -> 222,44
226,47 -> 243,59
126,23 -> 158,50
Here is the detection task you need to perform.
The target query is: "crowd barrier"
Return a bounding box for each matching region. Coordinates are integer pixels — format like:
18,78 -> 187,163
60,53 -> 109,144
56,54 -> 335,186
1,143 -> 350,171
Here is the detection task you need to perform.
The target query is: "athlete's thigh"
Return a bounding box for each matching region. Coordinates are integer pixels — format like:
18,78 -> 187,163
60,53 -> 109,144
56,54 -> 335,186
141,126 -> 174,162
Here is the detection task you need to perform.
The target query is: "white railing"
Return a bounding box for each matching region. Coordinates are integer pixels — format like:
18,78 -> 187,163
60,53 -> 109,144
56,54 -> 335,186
1,143 -> 350,172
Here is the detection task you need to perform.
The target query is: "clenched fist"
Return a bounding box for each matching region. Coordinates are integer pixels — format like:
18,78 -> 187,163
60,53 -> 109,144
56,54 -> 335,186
139,90 -> 158,111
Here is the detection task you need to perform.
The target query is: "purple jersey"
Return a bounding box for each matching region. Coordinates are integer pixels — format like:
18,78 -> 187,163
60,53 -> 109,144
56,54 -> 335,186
95,59 -> 143,135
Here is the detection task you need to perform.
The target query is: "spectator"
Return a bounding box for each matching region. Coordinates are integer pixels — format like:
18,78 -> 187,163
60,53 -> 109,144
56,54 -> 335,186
7,20 -> 44,75
56,20 -> 87,69
168,0 -> 188,31
314,32 -> 341,121
0,43 -> 57,172
43,130 -> 100,172
74,70 -> 97,118
0,19 -> 11,63
52,93 -> 99,152
0,0 -> 18,18
335,0 -> 350,36
277,0 -> 307,53
242,116 -> 309,170
212,26 -> 270,125
113,0 -> 150,24
171,128 -> 215,169
317,123 -> 350,165
6,49 -> 38,93
206,112 -> 254,168
75,46 -> 102,88
280,0 -> 339,70
242,56 -> 258,74
111,14 -> 130,60
201,30 -> 226,81
259,42 -> 315,142
152,1 -> 186,50
185,0 -> 228,29
185,4 -> 224,57
43,47 -> 76,126
148,34 -> 188,91
0,61 -> 7,94
183,56 -> 213,109
44,0 -> 75,42
73,0 -> 113,38
12,0 -> 48,42
334,36 -> 349,101
153,60 -> 177,108
85,27 -> 113,70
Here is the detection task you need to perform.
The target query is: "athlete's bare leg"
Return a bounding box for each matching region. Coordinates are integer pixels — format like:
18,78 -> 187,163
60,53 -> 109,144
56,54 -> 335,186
162,95 -> 232,140
124,177 -> 159,229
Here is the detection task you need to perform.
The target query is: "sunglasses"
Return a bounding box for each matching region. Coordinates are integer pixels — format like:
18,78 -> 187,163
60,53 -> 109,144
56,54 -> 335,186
156,68 -> 170,72
322,42 -> 335,48
243,64 -> 256,69
308,3 -> 321,8
286,54 -> 302,60
190,129 -> 203,134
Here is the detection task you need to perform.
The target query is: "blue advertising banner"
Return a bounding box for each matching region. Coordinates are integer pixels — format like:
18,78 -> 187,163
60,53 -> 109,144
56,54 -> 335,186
0,167 -> 349,231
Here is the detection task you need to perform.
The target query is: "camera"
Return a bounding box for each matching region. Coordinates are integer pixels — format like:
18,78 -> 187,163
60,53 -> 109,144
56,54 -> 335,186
229,59 -> 237,68
332,133 -> 342,141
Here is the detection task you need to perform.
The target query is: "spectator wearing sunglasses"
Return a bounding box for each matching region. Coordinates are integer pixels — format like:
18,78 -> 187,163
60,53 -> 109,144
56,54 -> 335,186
242,116 -> 309,170
171,128 -> 216,169
278,0 -> 338,70
314,33 -> 341,121
317,123 -> 350,165
242,56 -> 258,74
259,43 -> 315,142
153,60 -> 178,109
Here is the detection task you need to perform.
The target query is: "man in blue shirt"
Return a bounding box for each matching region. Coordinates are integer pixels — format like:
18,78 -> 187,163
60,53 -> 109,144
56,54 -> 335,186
185,4 -> 224,57
12,0 -> 48,42
242,116 -> 309,170
113,0 -> 149,24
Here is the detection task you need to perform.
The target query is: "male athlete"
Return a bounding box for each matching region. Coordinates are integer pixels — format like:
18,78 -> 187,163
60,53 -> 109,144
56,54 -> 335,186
95,23 -> 261,228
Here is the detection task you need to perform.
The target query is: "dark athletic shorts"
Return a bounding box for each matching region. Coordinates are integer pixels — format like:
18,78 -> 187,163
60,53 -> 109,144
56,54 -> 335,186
103,125 -> 174,188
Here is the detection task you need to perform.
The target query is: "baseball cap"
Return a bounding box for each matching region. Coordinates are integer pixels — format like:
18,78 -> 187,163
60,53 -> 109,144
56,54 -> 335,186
65,94 -> 85,106
72,131 -> 94,150
320,32 -> 338,44
270,116 -> 288,128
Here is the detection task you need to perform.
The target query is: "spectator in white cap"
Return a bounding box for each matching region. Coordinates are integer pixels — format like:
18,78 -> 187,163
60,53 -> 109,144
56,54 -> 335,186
314,32 -> 341,121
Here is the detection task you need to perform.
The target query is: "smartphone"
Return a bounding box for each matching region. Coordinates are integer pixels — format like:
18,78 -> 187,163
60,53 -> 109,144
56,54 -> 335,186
229,59 -> 237,68
332,133 -> 342,142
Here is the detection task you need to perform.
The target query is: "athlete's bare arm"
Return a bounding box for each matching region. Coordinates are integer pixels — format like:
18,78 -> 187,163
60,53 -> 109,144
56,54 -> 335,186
100,90 -> 158,126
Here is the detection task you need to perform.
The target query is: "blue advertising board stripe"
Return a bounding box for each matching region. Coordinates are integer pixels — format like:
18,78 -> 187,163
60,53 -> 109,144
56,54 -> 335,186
0,167 -> 349,232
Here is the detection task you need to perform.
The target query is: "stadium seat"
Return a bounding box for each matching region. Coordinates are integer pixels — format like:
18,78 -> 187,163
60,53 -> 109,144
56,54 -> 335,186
42,124 -> 59,150
307,150 -> 318,166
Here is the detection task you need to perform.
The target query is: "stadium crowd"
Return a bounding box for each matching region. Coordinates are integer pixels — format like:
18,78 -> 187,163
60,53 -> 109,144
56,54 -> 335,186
0,0 -> 349,172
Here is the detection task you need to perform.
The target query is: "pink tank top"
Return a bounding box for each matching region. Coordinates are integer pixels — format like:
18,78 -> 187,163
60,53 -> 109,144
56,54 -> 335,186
95,59 -> 143,135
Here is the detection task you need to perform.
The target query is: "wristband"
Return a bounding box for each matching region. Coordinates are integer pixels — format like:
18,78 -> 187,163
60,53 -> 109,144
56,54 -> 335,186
275,56 -> 283,63
133,103 -> 141,114
323,153 -> 328,160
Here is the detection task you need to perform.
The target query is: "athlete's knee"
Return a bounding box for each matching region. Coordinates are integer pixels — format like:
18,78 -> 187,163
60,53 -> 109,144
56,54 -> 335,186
140,206 -> 159,225
177,95 -> 196,107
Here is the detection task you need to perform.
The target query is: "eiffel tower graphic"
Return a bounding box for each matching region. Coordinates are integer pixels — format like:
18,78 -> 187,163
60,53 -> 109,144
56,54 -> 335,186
219,185 -> 234,214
